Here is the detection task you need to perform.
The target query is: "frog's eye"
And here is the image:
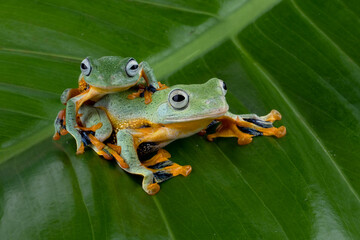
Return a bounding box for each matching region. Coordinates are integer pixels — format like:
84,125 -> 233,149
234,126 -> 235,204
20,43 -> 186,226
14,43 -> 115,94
80,58 -> 92,76
220,80 -> 227,95
169,89 -> 189,110
125,58 -> 139,77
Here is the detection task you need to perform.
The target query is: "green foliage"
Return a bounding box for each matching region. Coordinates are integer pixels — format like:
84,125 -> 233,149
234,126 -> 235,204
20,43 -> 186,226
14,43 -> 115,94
1,0 -> 360,239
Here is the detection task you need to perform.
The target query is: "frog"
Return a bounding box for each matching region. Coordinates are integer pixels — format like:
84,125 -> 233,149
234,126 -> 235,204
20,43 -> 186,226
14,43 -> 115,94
53,56 -> 168,155
65,78 -> 286,195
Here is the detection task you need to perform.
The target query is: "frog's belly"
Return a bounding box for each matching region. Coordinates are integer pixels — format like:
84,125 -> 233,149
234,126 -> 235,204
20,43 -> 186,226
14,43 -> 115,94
134,118 -> 213,159
138,119 -> 212,144
136,128 -> 198,160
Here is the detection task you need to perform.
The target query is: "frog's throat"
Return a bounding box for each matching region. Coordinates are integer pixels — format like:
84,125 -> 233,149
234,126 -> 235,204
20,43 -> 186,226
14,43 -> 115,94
164,106 -> 229,123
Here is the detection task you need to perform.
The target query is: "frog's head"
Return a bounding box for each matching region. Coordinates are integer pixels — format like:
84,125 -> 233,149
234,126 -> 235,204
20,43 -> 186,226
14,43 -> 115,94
79,56 -> 141,90
155,78 -> 229,123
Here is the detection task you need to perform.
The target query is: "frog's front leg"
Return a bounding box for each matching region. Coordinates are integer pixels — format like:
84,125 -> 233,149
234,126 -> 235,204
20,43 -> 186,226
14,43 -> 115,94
65,93 -> 88,154
116,129 -> 160,195
207,109 -> 286,145
65,87 -> 107,154
127,61 -> 168,104
139,61 -> 159,89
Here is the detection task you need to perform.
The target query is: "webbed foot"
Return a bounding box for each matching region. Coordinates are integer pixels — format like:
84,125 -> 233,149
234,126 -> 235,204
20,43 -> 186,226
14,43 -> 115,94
53,109 -> 69,140
127,81 -> 168,104
142,149 -> 192,183
207,109 -> 286,144
264,109 -> 282,123
86,133 -> 129,169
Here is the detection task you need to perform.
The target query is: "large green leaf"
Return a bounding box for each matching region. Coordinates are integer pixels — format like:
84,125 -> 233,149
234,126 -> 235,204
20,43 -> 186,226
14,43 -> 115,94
1,0 -> 360,239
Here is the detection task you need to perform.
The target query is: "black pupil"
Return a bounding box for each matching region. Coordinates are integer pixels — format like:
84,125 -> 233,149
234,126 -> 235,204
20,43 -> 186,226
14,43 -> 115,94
172,94 -> 185,102
222,81 -> 227,90
81,63 -> 88,70
130,64 -> 138,70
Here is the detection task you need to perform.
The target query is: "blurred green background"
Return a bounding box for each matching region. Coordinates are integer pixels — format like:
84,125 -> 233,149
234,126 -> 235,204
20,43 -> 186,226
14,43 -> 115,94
1,0 -> 360,239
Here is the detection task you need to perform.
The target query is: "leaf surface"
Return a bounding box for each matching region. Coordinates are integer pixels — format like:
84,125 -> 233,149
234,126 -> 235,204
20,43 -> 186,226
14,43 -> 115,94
1,0 -> 360,239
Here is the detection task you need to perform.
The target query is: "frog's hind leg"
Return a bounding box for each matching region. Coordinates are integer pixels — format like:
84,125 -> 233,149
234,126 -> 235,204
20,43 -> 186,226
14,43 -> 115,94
53,109 -> 68,140
87,139 -> 129,169
207,109 -> 286,145
78,106 -> 130,168
142,149 -> 192,183
116,129 -> 161,195
239,110 -> 286,138
239,109 -> 282,124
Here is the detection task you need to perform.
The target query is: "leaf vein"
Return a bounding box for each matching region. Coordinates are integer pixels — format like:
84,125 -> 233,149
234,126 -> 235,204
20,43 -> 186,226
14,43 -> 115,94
289,0 -> 360,69
231,37 -> 360,204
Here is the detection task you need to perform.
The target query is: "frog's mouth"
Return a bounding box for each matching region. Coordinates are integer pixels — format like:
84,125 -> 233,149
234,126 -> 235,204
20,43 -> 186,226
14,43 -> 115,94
165,105 -> 229,122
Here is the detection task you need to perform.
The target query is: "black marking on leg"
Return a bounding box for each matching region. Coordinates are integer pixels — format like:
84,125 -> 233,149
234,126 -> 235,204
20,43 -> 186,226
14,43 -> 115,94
153,171 -> 173,183
104,131 -> 117,145
148,160 -> 173,170
59,119 -> 66,130
243,118 -> 272,128
102,148 -> 112,158
55,118 -> 66,130
237,127 -> 263,136
137,142 -> 159,160
79,130 -> 95,146
206,120 -> 219,130
147,85 -> 157,93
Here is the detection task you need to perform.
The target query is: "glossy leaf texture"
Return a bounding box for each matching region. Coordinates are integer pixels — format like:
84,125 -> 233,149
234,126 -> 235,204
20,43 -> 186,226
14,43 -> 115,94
1,0 -> 360,239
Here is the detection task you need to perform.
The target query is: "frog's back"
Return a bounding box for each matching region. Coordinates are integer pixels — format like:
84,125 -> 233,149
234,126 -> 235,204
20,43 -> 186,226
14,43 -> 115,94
94,91 -> 161,125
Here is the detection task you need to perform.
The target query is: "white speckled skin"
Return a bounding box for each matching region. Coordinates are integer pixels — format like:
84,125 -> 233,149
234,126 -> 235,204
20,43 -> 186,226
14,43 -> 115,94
94,78 -> 229,125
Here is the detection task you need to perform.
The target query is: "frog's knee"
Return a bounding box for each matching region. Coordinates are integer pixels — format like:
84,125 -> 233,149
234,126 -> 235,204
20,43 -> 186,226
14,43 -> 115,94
116,130 -> 129,138
60,88 -> 81,105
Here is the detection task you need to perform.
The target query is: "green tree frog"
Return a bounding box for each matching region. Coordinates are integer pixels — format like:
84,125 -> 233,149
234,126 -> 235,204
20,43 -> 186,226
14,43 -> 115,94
53,56 -> 167,154
55,78 -> 286,195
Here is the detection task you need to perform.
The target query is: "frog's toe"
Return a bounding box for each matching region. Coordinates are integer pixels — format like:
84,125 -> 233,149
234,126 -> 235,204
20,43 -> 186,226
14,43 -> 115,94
89,144 -> 113,160
146,183 -> 160,195
264,109 -> 282,122
144,90 -> 153,104
142,149 -> 171,167
53,132 -> 61,141
179,165 -> 192,176
107,148 -> 129,169
76,143 -> 85,155
157,81 -> 169,91
151,163 -> 192,183
275,126 -> 286,138
237,136 -> 253,145
165,164 -> 192,177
